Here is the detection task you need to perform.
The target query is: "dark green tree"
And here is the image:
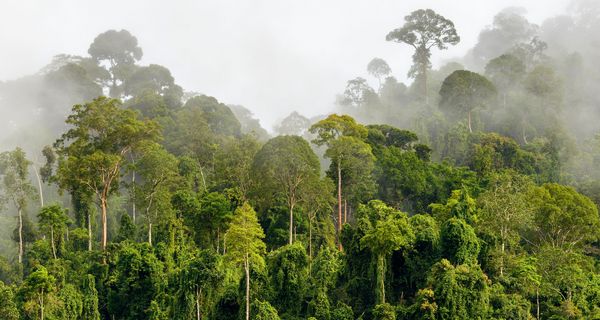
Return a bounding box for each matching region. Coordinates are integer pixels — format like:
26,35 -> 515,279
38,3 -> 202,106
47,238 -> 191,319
439,70 -> 497,133
252,135 -> 320,244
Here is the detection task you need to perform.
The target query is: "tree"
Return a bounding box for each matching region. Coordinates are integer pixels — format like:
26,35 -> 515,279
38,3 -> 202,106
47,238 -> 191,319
386,9 -> 460,102
80,275 -> 101,320
529,183 -> 600,251
213,134 -> 260,198
0,281 -> 19,320
184,95 -> 242,137
359,200 -> 415,304
20,265 -> 56,320
133,142 -> 180,246
107,243 -> 165,319
275,111 -> 311,136
440,218 -> 480,265
439,70 -> 497,133
252,300 -> 281,320
367,58 -> 392,91
37,204 -> 70,259
310,114 -> 372,249
484,54 -> 526,108
426,259 -> 491,319
88,29 -> 143,97
123,64 -> 183,110
267,243 -> 309,316
252,135 -> 320,244
178,250 -> 223,320
54,96 -> 159,251
477,172 -> 534,276
0,147 -> 37,264
338,77 -> 377,111
224,203 -> 266,320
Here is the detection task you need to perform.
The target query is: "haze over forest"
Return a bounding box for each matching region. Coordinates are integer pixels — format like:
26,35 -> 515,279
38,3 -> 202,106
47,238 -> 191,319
1,0 -> 600,319
0,0 -> 572,130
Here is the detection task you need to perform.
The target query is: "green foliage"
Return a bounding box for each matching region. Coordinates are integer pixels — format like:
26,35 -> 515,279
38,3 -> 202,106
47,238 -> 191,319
439,70 -> 497,132
252,299 -> 281,320
331,302 -> 354,320
80,274 -> 100,320
359,200 -> 414,304
430,188 -> 478,224
5,24 -> 600,320
267,243 -> 309,316
440,218 -> 480,265
529,183 -> 600,250
184,95 -> 242,137
373,303 -> 396,320
427,259 -> 491,319
0,281 -> 19,320
106,243 -> 165,320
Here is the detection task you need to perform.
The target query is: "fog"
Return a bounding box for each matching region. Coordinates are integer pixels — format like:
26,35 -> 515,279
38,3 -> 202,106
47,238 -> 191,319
0,0 -> 570,130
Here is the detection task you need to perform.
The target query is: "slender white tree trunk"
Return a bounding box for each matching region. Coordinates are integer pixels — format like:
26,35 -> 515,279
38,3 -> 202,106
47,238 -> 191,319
337,159 -> 343,251
148,222 -> 152,246
88,213 -> 92,251
196,288 -> 201,320
101,196 -> 108,251
245,253 -> 250,320
468,111 -> 473,133
40,289 -> 44,320
289,202 -> 294,245
51,227 -> 57,259
132,169 -> 136,224
33,167 -> 44,207
18,207 -> 23,264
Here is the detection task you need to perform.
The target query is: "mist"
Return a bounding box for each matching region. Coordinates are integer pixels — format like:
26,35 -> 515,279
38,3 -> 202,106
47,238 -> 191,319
1,0 -> 570,131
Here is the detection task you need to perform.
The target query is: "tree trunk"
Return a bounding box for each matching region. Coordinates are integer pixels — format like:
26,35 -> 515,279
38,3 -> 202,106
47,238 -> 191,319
132,169 -> 136,224
100,196 -> 108,251
88,213 -> 92,251
467,111 -> 473,133
217,227 -> 220,253
196,287 -> 201,320
308,216 -> 313,275
148,222 -> 152,246
33,167 -> 44,207
40,289 -> 44,320
18,207 -> 23,264
245,253 -> 250,320
50,227 -> 57,259
337,159 -> 343,251
344,199 -> 347,224
289,202 -> 294,245
500,239 -> 504,277
378,254 -> 386,304
536,288 -> 540,320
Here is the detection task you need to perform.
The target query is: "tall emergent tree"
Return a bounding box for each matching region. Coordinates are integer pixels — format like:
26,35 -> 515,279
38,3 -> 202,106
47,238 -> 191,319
386,9 -> 460,102
0,148 -> 36,264
225,203 -> 266,320
252,135 -> 320,245
88,29 -> 143,97
54,96 -> 159,251
310,114 -> 373,249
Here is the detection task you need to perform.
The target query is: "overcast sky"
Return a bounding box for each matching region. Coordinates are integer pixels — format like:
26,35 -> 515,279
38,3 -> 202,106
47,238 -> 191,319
0,0 -> 571,130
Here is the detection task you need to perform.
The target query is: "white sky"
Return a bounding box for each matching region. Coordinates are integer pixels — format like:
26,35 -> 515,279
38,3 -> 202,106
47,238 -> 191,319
0,0 -> 570,130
